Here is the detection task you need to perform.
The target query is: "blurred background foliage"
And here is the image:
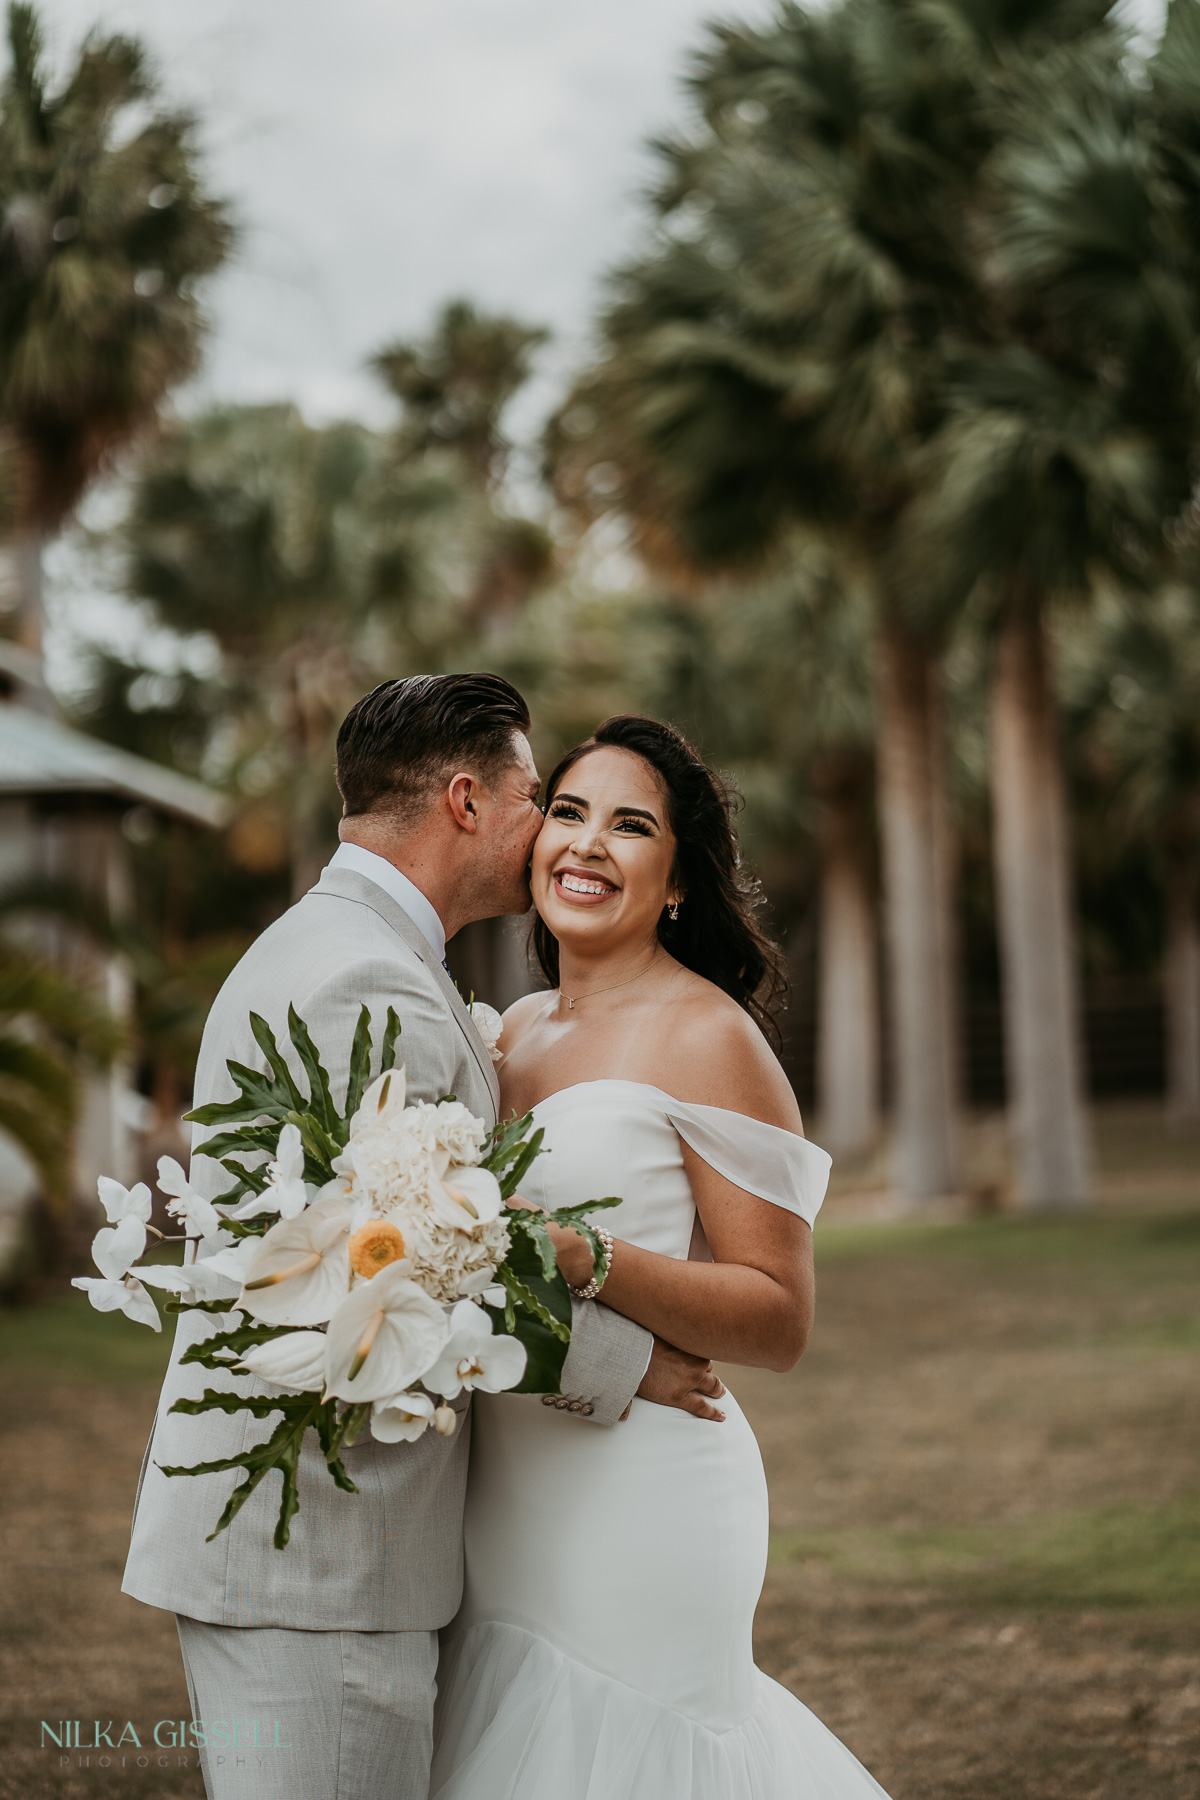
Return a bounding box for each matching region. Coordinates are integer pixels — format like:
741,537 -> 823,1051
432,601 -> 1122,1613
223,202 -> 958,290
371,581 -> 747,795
0,0 -> 1197,1218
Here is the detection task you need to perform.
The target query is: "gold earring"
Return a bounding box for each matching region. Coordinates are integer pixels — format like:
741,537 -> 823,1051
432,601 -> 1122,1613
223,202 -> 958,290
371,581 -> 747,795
668,901 -> 680,922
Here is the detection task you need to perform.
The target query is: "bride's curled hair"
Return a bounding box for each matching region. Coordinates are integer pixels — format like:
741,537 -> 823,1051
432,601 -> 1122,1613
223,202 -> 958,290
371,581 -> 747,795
533,715 -> 788,1040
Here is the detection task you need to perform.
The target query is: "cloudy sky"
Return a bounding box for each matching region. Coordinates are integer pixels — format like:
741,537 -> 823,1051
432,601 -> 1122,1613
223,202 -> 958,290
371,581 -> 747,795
35,0 -> 795,434
35,0 -> 1170,437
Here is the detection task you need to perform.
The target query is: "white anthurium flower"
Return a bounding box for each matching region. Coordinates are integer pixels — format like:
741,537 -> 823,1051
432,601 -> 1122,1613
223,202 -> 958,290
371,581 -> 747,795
157,1156 -> 222,1238
97,1177 -> 152,1226
223,1122 -> 312,1221
370,1389 -> 435,1443
237,1194 -> 354,1327
236,1330 -> 328,1393
468,1001 -> 504,1064
331,1067 -> 409,1176
71,1272 -> 161,1331
424,1299 -> 527,1399
324,1262 -> 449,1403
429,1165 -> 504,1232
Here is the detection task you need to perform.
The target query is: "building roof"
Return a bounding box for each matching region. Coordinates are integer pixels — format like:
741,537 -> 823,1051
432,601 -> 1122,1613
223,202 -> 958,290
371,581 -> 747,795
0,704 -> 229,827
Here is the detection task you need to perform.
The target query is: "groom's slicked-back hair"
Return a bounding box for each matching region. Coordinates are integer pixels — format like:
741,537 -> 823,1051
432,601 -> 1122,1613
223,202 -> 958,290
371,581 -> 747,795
336,673 -> 531,827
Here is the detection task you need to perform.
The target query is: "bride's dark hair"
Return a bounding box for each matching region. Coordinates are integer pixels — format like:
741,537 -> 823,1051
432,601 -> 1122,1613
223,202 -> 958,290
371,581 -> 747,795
532,714 -> 787,1041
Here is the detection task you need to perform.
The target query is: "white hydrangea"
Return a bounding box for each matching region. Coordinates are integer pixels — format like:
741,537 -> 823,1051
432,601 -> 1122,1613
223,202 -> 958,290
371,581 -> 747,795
431,1100 -> 489,1165
401,1212 -> 511,1305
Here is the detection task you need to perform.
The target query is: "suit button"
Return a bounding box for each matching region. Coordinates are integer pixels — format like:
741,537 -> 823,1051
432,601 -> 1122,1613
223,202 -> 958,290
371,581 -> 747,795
580,1404 -> 595,1416
554,1396 -> 569,1409
567,1401 -> 583,1413
541,1394 -> 556,1407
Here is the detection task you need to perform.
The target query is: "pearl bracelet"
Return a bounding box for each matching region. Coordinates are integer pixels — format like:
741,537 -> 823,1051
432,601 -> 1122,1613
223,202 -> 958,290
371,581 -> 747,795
569,1227 -> 614,1301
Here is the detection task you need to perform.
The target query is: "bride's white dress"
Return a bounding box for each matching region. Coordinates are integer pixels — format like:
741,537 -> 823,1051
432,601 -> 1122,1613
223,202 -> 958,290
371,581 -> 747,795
430,1079 -> 891,1799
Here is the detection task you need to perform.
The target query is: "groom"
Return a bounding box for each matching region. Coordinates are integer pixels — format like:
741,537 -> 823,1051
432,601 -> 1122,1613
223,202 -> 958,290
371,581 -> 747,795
123,672 -> 724,1800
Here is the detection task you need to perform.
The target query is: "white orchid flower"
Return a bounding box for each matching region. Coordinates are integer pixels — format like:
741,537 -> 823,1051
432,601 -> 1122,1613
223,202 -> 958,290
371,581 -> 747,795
157,1156 -> 222,1238
370,1389 -> 435,1443
430,1165 -> 503,1232
223,1122 -> 311,1221
97,1177 -> 152,1226
236,1329 -> 328,1392
147,1233 -> 258,1303
91,1212 -> 148,1281
237,1193 -> 354,1327
324,1261 -> 449,1403
457,1268 -> 506,1307
71,1272 -> 162,1330
72,1213 -> 160,1328
423,1299 -> 527,1398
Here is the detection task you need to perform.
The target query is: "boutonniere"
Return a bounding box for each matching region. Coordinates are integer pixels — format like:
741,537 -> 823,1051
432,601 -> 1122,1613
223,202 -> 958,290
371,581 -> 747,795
468,1000 -> 504,1064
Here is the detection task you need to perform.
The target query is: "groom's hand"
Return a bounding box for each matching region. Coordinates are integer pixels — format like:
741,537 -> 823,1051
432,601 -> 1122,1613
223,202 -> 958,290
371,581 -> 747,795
636,1337 -> 726,1422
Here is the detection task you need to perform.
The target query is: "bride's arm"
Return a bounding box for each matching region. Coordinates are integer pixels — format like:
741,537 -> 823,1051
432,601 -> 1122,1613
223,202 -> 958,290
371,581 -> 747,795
553,1155 -> 814,1372
551,1007 -> 816,1373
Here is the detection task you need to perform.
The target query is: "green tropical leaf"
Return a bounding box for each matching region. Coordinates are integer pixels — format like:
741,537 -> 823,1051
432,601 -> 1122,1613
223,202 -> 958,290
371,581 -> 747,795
342,1004 -> 373,1127
287,1005 -> 336,1130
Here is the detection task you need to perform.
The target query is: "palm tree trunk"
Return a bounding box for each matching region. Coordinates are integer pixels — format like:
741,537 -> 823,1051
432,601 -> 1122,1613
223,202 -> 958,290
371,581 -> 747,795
989,604 -> 1090,1207
1164,851 -> 1200,1126
876,616 -> 960,1202
1,526 -> 53,712
816,759 -> 880,1158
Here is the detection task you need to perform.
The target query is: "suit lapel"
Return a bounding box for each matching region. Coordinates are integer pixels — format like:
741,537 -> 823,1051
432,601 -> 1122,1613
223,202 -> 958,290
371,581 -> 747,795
312,866 -> 501,1112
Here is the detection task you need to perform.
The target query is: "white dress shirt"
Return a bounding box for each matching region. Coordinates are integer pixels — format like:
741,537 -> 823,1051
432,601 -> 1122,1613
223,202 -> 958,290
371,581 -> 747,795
327,841 -> 447,965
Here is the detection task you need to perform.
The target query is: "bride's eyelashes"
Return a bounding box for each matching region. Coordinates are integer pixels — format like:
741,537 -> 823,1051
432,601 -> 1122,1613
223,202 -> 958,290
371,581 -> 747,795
547,801 -> 654,837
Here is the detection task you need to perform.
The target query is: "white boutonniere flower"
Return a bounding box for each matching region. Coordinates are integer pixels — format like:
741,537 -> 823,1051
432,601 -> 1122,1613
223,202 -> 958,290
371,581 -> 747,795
468,1001 -> 504,1064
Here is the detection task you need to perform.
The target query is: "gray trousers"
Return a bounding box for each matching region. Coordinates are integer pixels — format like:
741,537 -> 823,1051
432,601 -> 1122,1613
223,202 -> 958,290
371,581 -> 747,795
176,1615 -> 438,1800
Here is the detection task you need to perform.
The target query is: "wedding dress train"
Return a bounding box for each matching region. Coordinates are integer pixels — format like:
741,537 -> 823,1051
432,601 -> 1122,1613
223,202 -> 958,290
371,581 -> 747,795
430,1079 -> 891,1799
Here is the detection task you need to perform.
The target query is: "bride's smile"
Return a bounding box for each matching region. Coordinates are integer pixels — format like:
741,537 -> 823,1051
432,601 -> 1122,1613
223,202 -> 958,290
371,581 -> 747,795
531,744 -> 682,963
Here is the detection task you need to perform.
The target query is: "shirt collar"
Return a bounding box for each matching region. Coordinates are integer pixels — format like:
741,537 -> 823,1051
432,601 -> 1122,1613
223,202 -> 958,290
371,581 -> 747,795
327,842 -> 447,965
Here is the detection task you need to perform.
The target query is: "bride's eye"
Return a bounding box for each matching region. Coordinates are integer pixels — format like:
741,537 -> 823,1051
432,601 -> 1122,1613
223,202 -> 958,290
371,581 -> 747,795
548,802 -> 583,823
614,816 -> 652,836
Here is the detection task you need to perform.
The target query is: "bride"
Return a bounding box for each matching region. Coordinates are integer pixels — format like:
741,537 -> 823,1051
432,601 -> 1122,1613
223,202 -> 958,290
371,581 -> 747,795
430,713 -> 891,1799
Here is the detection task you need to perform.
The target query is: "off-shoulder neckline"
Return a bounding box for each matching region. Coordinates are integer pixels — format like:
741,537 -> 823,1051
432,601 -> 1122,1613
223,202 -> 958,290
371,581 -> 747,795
527,1077 -> 809,1142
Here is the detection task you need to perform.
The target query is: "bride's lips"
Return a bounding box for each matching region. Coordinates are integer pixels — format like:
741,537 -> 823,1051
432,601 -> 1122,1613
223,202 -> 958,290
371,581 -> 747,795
553,866 -> 619,906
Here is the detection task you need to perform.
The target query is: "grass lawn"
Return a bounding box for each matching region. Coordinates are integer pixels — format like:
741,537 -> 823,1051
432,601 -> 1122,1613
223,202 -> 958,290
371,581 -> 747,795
1,1152 -> 1198,1796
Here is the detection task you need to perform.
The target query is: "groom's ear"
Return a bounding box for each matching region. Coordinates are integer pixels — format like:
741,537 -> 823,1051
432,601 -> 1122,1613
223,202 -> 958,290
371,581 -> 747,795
447,771 -> 481,833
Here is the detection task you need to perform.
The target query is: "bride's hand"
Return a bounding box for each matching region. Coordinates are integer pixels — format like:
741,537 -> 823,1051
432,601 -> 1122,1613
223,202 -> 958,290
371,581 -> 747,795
507,1198 -> 594,1289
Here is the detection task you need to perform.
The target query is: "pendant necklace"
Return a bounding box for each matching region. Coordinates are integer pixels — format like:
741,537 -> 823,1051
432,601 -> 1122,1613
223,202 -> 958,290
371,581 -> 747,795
558,969 -> 651,1011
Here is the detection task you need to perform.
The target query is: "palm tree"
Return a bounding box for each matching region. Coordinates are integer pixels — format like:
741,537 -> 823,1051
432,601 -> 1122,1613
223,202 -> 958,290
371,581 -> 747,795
0,936 -> 120,1203
547,0 -> 1027,1203
900,24 -> 1200,1200
0,1 -> 232,658
1064,579 -> 1200,1124
121,404 -> 384,896
372,300 -> 553,635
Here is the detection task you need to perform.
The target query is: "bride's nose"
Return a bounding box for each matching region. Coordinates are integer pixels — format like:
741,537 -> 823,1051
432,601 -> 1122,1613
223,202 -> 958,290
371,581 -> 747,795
568,819 -> 606,857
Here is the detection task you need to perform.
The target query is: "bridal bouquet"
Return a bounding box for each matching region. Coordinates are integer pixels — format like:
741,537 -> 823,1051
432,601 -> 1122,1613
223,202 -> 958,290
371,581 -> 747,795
73,1004 -> 615,1547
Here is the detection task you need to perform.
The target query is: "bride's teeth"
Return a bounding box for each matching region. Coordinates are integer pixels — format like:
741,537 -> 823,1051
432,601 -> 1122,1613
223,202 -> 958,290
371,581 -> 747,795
561,874 -> 609,895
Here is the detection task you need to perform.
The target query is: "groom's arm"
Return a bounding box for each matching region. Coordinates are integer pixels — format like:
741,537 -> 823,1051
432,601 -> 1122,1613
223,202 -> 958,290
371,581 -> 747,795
547,1300 -> 653,1426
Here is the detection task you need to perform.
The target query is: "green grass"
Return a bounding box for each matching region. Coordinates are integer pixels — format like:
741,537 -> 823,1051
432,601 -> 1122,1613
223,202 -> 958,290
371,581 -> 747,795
771,1500 -> 1200,1612
814,1209 -> 1200,1270
0,1293 -> 174,1385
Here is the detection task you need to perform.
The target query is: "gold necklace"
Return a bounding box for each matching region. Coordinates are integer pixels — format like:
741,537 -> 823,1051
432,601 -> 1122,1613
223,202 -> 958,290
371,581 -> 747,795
557,968 -> 653,1011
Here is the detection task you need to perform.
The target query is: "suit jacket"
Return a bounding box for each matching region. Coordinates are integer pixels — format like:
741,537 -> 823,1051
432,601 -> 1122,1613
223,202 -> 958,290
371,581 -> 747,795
122,865 -> 651,1630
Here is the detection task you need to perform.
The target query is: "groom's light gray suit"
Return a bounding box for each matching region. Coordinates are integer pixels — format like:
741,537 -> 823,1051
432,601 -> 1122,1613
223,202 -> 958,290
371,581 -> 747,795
123,863 -> 651,1799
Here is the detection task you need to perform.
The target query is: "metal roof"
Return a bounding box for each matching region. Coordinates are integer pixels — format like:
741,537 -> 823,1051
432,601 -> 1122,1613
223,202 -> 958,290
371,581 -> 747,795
0,704 -> 229,827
